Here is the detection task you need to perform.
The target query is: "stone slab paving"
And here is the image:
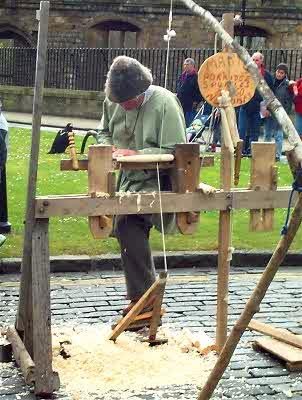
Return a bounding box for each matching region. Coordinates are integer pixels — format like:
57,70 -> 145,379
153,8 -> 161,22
0,266 -> 302,399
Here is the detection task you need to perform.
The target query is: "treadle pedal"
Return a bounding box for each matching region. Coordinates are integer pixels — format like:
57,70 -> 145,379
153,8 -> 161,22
111,309 -> 165,331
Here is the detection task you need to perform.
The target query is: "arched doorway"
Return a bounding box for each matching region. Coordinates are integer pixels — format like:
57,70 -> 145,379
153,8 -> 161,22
88,20 -> 141,48
0,24 -> 34,47
235,25 -> 267,49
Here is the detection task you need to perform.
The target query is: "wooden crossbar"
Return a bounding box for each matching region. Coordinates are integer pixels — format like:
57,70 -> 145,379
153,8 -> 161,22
35,188 -> 297,218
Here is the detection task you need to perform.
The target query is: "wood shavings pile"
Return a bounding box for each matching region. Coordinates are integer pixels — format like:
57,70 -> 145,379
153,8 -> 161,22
52,324 -> 216,400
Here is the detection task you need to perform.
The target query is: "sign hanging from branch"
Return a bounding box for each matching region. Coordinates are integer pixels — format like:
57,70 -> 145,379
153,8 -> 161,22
198,52 -> 256,107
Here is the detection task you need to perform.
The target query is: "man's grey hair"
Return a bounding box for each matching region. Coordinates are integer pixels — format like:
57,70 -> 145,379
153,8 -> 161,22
184,58 -> 195,66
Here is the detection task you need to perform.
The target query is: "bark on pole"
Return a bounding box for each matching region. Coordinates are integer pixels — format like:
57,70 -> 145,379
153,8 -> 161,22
16,1 -> 50,356
180,0 -> 302,164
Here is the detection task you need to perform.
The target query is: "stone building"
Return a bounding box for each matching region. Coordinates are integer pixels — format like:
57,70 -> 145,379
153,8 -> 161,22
0,0 -> 301,49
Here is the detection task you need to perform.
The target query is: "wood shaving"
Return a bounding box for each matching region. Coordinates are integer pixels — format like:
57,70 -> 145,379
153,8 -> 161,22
52,324 -> 216,400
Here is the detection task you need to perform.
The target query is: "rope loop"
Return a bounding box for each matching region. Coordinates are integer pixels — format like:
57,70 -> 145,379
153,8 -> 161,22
281,167 -> 302,235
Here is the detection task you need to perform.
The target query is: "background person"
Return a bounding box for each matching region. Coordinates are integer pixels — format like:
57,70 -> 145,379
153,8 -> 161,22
176,58 -> 203,127
263,63 -> 294,161
292,78 -> 302,140
0,98 -> 10,236
238,52 -> 274,156
97,56 -> 186,319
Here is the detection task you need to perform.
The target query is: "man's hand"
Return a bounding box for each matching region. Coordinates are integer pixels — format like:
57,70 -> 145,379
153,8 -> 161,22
113,149 -> 139,157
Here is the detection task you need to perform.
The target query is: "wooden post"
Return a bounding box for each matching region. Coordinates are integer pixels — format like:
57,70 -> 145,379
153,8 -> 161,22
249,143 -> 276,231
32,219 -> 60,395
88,145 -> 114,239
198,192 -> 302,399
174,143 -> 201,234
216,13 -> 234,352
16,1 -> 50,356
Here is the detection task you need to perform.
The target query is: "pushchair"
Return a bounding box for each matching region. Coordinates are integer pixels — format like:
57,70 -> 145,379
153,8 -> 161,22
186,103 -> 220,151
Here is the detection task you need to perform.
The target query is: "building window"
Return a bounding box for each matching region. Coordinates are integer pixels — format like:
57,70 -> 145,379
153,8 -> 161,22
234,25 -> 267,49
88,20 -> 140,48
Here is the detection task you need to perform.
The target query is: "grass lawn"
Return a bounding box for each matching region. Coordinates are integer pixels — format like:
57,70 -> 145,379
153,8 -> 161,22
1,126 -> 301,258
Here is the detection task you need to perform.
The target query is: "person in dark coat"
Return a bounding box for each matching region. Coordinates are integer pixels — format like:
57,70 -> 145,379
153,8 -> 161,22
177,58 -> 203,127
263,63 -> 294,161
0,98 -> 10,236
238,52 -> 274,156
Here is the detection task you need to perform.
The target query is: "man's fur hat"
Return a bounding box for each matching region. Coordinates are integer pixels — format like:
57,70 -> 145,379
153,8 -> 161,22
105,56 -> 153,103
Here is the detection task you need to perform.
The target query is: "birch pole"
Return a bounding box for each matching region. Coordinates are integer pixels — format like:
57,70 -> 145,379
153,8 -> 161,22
180,0 -> 302,164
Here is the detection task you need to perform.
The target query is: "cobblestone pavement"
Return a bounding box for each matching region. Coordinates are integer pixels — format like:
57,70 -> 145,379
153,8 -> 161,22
0,265 -> 302,400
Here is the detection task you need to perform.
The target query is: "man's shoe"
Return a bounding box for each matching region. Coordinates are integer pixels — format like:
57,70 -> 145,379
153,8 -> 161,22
0,234 -> 6,247
0,222 -> 11,234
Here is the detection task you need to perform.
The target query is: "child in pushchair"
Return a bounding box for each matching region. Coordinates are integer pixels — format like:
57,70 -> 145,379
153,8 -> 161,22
186,102 -> 221,152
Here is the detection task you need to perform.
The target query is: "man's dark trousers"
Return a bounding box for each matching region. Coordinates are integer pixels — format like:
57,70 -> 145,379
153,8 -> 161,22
115,214 -> 156,301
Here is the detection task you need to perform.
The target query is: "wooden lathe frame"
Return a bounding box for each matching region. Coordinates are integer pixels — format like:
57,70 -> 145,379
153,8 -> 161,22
3,3 -> 302,400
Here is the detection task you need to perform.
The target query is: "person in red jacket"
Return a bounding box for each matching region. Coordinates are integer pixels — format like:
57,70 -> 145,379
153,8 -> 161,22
293,78 -> 302,140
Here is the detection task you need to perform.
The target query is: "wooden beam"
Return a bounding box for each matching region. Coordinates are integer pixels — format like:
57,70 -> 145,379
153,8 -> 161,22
216,89 -> 234,352
32,219 -> 60,396
35,188 -> 297,218
248,320 -> 302,350
16,0 -> 50,354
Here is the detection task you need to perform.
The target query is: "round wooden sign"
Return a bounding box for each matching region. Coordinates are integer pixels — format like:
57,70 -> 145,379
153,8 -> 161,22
198,52 -> 256,107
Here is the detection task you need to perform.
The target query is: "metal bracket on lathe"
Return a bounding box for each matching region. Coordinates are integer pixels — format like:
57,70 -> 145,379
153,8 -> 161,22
249,142 -> 278,232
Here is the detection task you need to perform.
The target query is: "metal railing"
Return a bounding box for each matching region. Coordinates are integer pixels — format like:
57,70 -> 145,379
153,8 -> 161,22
0,47 -> 301,92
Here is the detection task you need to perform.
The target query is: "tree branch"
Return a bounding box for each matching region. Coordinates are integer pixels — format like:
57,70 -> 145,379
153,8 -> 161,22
180,0 -> 302,164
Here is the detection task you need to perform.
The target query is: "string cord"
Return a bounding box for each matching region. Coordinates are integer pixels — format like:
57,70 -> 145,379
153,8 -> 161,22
156,0 -> 174,273
281,168 -> 302,235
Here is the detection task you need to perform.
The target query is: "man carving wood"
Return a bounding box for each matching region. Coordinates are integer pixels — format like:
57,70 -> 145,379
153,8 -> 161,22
96,56 -> 186,321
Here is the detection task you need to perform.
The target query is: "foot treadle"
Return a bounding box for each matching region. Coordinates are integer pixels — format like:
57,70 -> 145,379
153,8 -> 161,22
111,309 -> 165,331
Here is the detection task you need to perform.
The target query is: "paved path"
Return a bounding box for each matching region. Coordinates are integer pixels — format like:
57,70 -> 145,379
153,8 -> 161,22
4,111 -> 99,131
0,266 -> 302,399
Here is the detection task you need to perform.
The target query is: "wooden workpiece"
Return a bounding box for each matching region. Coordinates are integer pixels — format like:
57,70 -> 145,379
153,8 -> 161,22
60,154 -> 214,171
67,131 -> 79,171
